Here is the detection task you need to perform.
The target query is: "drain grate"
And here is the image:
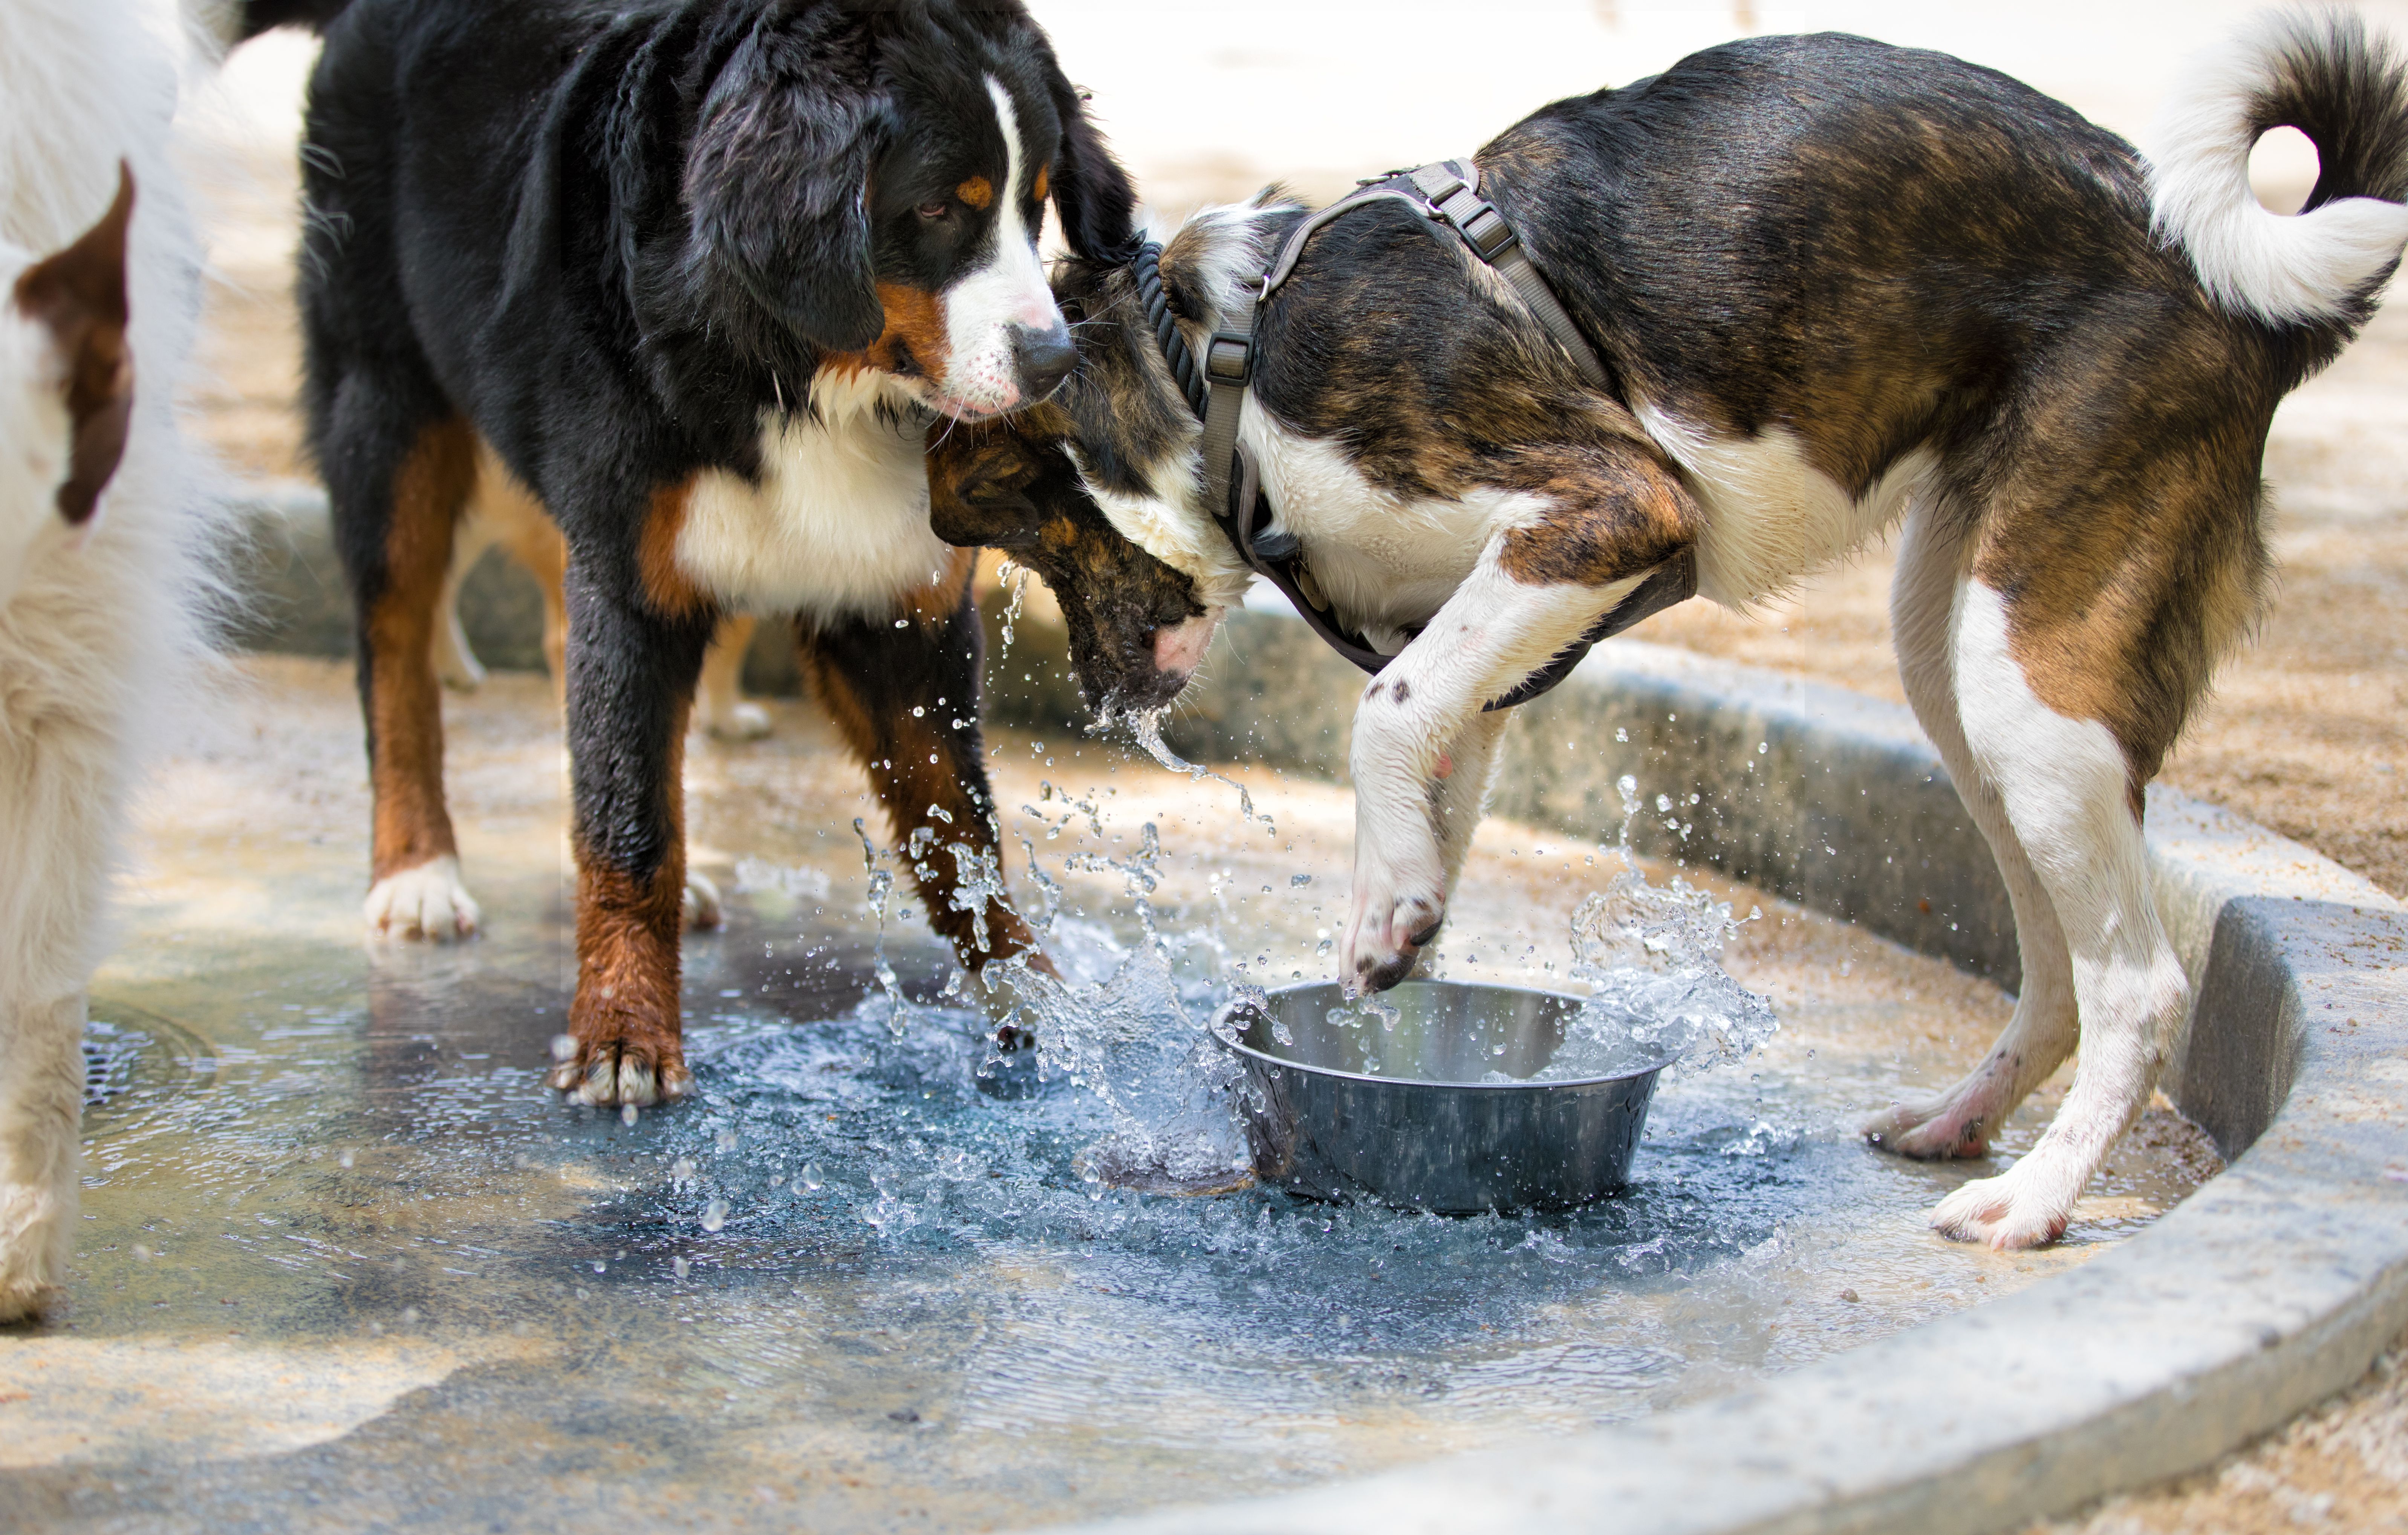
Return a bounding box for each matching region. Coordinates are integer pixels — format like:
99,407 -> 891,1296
81,1001 -> 215,1123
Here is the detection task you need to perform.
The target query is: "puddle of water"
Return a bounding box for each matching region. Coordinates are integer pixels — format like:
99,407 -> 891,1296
0,658 -> 2218,1533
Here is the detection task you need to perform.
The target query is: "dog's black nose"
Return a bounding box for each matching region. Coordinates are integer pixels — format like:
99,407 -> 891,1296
1011,321 -> 1076,401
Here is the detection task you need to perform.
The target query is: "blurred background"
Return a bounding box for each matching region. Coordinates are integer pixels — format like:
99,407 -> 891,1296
177,2 -> 2408,899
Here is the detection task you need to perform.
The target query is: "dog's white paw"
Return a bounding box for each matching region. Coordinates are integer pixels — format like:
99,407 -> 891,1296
0,1182 -> 69,1322
1929,1162 -> 2076,1251
701,700 -> 772,742
1341,859 -> 1446,995
681,872 -> 724,930
1863,1090 -> 1998,1159
364,855 -> 482,941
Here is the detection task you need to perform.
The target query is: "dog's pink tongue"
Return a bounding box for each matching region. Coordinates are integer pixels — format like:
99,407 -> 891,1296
1152,608 -> 1224,679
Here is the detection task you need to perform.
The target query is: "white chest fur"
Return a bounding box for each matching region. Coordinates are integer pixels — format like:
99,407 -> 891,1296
674,380 -> 949,621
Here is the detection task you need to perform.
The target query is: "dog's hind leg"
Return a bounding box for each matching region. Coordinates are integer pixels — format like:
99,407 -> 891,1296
798,548 -> 1044,977
695,615 -> 771,741
1862,498 -> 2078,1160
431,511 -> 495,694
1912,420 -> 2266,1247
0,993 -> 86,1321
338,414 -> 483,941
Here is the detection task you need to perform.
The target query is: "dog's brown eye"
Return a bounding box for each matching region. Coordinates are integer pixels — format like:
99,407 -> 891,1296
916,200 -> 950,220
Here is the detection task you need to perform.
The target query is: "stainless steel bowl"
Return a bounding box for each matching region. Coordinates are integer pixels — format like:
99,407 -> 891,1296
1219,980 -> 1673,1213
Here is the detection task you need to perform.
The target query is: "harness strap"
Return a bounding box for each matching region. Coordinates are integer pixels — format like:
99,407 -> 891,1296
1405,161 -> 1610,390
1161,157 -> 1687,711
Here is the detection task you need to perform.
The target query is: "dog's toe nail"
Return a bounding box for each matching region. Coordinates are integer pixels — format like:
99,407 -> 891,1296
1406,920 -> 1441,948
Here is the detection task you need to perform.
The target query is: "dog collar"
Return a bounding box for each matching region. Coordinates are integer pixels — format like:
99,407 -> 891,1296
1135,159 -> 1695,711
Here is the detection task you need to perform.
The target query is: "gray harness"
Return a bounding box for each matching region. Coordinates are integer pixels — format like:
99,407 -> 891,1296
1134,159 -> 1696,711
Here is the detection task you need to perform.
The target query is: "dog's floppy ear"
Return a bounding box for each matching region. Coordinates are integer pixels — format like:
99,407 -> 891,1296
687,19 -> 891,352
1045,73 -> 1138,263
14,164 -> 133,527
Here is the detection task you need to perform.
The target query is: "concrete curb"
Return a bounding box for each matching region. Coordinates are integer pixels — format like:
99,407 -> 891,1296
1049,637 -> 2408,1535
224,496 -> 2408,1530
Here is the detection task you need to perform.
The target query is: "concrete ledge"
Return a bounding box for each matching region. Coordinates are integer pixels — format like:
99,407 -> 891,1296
1051,630 -> 2408,1535
228,493 -> 2408,1530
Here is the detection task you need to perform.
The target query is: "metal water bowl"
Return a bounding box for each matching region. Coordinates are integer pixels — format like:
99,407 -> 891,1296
1220,980 -> 1672,1213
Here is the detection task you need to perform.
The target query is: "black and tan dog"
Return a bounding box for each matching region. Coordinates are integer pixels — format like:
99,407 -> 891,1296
930,15 -> 2408,1249
250,0 -> 1137,1107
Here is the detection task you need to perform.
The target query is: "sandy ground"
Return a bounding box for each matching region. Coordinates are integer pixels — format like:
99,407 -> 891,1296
172,10 -> 2406,1530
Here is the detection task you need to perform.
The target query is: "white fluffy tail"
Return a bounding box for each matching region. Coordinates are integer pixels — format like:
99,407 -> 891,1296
2149,8 -> 2408,327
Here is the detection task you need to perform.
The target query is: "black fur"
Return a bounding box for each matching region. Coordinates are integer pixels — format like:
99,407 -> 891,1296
237,0 -> 353,39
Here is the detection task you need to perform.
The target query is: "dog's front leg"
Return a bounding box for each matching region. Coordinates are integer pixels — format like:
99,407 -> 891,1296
548,549 -> 713,1109
1341,447 -> 1698,994
797,549 -> 1046,977
1342,550 -> 1654,994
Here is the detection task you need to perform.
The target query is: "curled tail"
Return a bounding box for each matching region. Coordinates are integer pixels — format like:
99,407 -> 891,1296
2149,8 -> 2408,330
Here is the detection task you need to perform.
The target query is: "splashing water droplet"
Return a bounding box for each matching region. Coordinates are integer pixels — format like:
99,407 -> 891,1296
800,1163 -> 823,1191
1119,709 -> 1273,837
673,1256 -> 690,1280
701,1199 -> 728,1233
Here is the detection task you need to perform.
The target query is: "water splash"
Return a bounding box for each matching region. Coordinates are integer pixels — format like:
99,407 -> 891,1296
994,557 -> 1029,653
1545,775 -> 1778,1079
855,818 -> 909,1038
1120,708 -> 1274,838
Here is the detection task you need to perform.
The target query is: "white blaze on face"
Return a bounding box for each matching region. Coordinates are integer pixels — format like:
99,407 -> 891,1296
934,77 -> 1061,418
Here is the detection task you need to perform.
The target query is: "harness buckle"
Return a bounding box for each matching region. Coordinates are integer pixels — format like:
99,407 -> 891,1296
1205,332 -> 1253,386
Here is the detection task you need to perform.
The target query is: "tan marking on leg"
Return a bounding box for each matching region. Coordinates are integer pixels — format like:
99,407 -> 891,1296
639,477 -> 709,621
366,418 -> 475,882
560,699 -> 693,1105
799,599 -> 1040,972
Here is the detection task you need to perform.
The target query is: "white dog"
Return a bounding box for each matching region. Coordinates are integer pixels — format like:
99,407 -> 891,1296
0,0 -> 223,1321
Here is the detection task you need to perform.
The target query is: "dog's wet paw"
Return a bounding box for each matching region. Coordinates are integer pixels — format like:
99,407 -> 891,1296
546,1030 -> 693,1110
364,855 -> 482,941
1340,886 -> 1444,995
1929,1169 -> 2071,1251
1862,1093 -> 1992,1159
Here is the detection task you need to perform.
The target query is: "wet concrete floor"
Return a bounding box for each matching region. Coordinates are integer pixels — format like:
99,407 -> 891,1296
0,657 -> 2218,1533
